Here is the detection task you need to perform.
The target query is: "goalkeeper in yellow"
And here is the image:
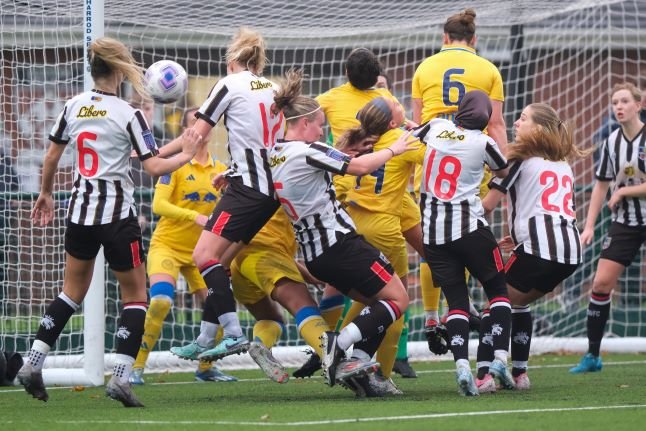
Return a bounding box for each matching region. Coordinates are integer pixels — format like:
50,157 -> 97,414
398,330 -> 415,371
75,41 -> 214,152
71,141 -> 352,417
411,8 -> 508,368
129,108 -> 237,384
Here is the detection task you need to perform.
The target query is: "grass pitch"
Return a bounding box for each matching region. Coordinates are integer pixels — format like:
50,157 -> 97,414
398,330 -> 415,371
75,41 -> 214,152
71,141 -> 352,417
1,353 -> 645,431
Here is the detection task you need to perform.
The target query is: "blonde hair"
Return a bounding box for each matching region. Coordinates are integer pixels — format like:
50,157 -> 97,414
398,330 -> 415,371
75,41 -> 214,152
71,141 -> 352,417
89,37 -> 146,97
337,97 -> 393,150
612,82 -> 642,103
507,103 -> 589,162
444,8 -> 477,43
273,69 -> 320,124
225,27 -> 267,75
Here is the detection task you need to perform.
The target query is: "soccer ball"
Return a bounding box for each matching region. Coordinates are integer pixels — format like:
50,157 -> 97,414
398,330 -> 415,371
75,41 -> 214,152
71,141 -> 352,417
144,60 -> 188,104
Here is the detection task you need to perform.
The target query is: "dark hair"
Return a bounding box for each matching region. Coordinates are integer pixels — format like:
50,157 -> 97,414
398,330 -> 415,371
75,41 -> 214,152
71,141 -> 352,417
444,8 -> 477,43
345,48 -> 380,90
273,68 -> 320,124
337,97 -> 393,149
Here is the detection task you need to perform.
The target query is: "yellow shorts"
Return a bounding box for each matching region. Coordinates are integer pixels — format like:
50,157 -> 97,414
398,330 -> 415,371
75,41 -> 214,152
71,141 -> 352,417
231,245 -> 304,305
146,243 -> 205,294
400,191 -> 421,233
346,206 -> 408,277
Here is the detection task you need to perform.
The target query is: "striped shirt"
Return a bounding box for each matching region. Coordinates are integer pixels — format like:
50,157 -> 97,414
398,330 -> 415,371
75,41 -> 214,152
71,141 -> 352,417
419,119 -> 507,245
49,90 -> 158,225
196,71 -> 284,196
595,126 -> 646,226
490,158 -> 582,265
269,141 -> 355,261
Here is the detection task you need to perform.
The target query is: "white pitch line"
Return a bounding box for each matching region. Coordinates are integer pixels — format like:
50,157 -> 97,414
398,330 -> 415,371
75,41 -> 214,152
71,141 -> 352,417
28,404 -> 646,426
1,359 -> 644,394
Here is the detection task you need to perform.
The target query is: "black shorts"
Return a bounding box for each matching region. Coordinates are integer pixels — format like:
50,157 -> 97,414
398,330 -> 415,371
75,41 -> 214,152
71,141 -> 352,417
305,231 -> 395,298
204,177 -> 280,244
599,221 -> 646,267
505,246 -> 579,294
424,224 -> 503,287
65,215 -> 144,271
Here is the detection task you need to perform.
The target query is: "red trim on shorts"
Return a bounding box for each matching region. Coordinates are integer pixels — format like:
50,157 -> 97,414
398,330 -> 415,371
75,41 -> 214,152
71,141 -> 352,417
211,211 -> 231,236
124,301 -> 148,309
199,259 -> 221,273
481,308 -> 491,317
493,247 -> 504,272
384,299 -> 402,320
130,241 -> 141,267
503,253 -> 517,273
489,297 -> 511,306
370,261 -> 393,284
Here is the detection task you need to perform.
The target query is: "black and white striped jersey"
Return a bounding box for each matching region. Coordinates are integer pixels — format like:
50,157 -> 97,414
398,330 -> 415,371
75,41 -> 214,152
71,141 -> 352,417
196,71 -> 284,197
269,141 -> 355,261
419,119 -> 507,245
490,158 -> 582,265
49,89 -> 158,225
595,126 -> 646,226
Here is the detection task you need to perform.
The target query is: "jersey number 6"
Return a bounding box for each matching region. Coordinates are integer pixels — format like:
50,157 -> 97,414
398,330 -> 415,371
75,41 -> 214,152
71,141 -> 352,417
77,131 -> 99,177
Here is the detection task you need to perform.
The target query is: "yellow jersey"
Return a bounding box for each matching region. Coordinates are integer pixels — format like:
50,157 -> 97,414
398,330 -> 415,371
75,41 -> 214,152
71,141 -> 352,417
150,154 -> 227,254
335,128 -> 425,215
412,44 -> 504,123
316,82 -> 394,144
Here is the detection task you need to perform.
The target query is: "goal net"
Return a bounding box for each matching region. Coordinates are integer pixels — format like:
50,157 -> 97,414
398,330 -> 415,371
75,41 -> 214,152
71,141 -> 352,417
1,0 -> 645,384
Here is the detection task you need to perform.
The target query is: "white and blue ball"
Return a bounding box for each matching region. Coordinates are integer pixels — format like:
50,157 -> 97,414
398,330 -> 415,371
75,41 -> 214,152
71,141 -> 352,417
144,60 -> 188,104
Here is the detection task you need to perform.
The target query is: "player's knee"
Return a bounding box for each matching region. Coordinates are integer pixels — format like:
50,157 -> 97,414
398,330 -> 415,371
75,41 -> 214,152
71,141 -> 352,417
150,281 -> 175,302
481,272 -> 508,300
591,278 -> 614,295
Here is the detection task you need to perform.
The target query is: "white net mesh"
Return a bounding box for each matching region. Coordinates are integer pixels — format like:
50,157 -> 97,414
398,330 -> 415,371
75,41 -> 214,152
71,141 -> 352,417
1,0 -> 645,373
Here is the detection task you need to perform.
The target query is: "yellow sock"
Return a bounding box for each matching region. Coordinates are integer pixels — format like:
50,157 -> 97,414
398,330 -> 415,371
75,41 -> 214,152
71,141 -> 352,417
421,262 -> 441,318
298,315 -> 329,357
252,320 -> 283,348
376,316 -> 404,379
320,294 -> 346,331
133,297 -> 172,370
215,326 -> 224,344
339,301 -> 363,329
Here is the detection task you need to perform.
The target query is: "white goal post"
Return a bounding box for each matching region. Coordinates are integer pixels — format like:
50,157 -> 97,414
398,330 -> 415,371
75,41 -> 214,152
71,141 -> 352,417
1,0 -> 646,386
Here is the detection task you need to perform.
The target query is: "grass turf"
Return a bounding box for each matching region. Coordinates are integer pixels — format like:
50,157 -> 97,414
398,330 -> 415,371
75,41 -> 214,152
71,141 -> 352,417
1,353 -> 645,431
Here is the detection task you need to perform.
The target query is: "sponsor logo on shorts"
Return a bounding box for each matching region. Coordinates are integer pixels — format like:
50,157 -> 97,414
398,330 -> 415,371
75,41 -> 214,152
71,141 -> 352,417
602,236 -> 612,250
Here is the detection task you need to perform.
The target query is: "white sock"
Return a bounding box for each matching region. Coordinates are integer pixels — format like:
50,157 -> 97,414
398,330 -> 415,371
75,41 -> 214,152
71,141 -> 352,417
196,321 -> 219,347
337,323 -> 362,351
494,349 -> 508,364
456,358 -> 470,370
425,311 -> 439,322
112,354 -> 134,384
218,312 -> 243,338
27,340 -> 50,371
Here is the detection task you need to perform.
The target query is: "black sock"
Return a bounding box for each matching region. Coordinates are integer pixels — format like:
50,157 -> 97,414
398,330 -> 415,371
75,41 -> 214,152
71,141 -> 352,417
200,260 -> 236,321
350,300 -> 401,347
353,331 -> 387,359
35,293 -> 79,346
115,303 -> 147,359
445,311 -> 470,362
488,297 -> 512,353
587,291 -> 611,357
511,305 -> 532,377
476,310 -> 493,379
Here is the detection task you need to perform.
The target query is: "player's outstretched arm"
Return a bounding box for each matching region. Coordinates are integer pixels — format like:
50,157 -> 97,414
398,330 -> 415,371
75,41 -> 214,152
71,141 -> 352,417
143,129 -> 201,176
